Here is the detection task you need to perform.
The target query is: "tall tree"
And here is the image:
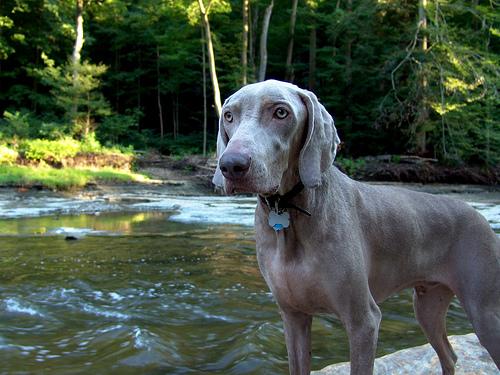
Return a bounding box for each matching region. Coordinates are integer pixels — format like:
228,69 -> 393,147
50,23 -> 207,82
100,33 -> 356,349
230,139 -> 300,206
241,0 -> 249,85
414,0 -> 429,154
306,0 -> 318,90
285,0 -> 298,82
156,44 -> 164,138
197,0 -> 222,117
71,0 -> 84,72
201,26 -> 208,156
71,0 -> 85,130
258,0 -> 273,81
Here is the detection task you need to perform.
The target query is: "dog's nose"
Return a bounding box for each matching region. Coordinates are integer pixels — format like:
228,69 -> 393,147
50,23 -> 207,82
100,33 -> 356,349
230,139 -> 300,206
219,152 -> 251,180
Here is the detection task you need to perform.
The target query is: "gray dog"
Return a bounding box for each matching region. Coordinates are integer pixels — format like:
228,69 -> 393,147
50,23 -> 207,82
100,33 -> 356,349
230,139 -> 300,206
212,80 -> 500,375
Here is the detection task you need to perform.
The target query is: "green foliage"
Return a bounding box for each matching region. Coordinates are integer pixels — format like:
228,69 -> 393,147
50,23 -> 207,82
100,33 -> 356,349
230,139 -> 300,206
97,109 -> 143,147
0,144 -> 18,165
155,133 -> 215,156
0,110 -> 68,140
19,137 -> 80,162
0,0 -> 498,167
0,15 -> 15,60
79,132 -> 103,154
17,135 -> 133,164
0,164 -> 148,190
34,54 -> 111,136
81,132 -> 134,155
1,110 -> 32,139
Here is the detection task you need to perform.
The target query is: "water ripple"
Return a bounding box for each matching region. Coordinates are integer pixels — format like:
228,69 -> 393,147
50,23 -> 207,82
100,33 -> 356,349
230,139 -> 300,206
3,297 -> 45,318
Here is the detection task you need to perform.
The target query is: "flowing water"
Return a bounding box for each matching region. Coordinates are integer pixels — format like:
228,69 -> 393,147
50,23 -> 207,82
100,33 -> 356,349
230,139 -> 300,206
0,185 -> 498,374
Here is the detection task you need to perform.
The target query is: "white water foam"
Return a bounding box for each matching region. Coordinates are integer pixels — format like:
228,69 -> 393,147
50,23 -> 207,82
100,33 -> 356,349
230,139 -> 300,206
131,195 -> 257,226
108,292 -> 125,302
49,227 -> 110,238
132,327 -> 155,350
4,298 -> 44,317
81,303 -> 130,320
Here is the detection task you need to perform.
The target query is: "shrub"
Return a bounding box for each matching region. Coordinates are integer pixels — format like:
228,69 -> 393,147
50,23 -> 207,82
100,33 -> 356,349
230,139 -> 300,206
0,145 -> 18,165
19,137 -> 80,163
0,165 -> 148,190
1,110 -> 32,139
80,132 -> 103,154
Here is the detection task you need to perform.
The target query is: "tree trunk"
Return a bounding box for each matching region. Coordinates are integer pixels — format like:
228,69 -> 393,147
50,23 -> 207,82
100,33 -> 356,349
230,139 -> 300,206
285,0 -> 298,82
242,0 -> 249,85
137,51 -> 142,112
114,47 -> 120,112
172,95 -> 179,140
71,0 -> 84,72
85,92 -> 90,137
249,5 -> 259,80
416,0 -> 428,154
71,0 -> 84,130
156,45 -> 164,139
258,0 -> 273,82
201,27 -> 208,156
198,0 -> 222,118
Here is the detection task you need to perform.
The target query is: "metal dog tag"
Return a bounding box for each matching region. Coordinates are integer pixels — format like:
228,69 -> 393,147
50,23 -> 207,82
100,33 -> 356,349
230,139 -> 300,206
268,210 -> 290,231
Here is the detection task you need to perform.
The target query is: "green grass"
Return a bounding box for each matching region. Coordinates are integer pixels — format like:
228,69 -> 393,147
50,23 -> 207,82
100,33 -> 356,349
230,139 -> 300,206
0,165 -> 150,190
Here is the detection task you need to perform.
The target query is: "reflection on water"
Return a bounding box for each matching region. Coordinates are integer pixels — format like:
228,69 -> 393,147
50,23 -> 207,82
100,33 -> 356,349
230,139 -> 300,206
0,210 -> 477,374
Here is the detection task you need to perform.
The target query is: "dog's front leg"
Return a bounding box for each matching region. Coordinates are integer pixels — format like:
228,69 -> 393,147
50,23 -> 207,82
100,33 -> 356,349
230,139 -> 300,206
281,309 -> 313,375
343,299 -> 381,375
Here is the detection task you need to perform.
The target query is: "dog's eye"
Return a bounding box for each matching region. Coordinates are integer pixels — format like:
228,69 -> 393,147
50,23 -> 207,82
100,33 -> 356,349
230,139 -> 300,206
223,111 -> 233,123
274,107 -> 289,120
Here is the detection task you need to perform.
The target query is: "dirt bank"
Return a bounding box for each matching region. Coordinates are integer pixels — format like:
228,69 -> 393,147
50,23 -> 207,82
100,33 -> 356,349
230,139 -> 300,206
136,153 -> 499,190
344,156 -> 499,185
134,153 -> 217,195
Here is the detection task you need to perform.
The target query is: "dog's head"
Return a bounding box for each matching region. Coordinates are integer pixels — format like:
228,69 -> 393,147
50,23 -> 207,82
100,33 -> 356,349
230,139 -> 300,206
212,80 -> 340,195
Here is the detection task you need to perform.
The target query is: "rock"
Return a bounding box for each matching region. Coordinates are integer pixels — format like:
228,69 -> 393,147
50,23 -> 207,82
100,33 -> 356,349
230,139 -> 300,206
312,333 -> 498,375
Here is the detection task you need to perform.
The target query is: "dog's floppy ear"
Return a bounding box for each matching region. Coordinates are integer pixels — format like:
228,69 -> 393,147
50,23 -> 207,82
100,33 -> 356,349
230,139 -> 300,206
298,89 -> 340,188
212,107 -> 230,188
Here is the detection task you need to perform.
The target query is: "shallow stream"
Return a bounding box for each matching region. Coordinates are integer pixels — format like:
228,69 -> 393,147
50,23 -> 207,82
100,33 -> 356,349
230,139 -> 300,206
0,185 -> 498,374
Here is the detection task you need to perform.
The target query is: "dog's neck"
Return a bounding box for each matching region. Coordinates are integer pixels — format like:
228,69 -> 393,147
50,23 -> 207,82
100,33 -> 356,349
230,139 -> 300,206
261,164 -> 348,216
258,165 -> 311,218
259,180 -> 311,217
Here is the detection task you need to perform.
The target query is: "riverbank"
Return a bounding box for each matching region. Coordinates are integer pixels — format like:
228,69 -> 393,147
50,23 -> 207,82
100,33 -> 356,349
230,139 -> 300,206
0,164 -> 153,190
1,151 -> 498,192
136,153 -> 500,189
341,155 -> 500,185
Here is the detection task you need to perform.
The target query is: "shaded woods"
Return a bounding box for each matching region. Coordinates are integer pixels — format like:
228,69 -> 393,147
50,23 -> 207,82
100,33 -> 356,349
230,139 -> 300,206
0,0 -> 498,165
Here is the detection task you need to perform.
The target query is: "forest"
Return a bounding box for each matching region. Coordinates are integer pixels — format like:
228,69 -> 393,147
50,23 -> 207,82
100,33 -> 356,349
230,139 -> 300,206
0,0 -> 499,166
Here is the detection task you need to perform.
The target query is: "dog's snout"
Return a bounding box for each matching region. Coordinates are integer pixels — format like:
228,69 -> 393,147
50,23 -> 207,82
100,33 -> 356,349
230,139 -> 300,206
219,152 -> 251,180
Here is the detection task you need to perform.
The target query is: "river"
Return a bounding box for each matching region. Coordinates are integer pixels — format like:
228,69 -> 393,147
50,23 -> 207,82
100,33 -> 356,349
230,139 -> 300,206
0,184 -> 498,374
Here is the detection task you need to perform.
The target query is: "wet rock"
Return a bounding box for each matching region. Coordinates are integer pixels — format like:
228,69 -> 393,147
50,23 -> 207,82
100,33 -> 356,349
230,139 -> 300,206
312,333 -> 497,375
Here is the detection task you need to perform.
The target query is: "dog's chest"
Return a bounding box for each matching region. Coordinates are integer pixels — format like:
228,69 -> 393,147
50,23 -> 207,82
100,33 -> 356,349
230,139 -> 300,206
257,240 -> 333,314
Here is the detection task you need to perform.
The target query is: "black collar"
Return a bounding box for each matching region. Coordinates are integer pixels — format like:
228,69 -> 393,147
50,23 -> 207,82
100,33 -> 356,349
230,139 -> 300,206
259,181 -> 312,217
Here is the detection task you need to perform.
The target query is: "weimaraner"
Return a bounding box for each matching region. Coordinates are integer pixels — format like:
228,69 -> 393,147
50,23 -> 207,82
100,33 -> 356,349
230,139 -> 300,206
212,80 -> 500,375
